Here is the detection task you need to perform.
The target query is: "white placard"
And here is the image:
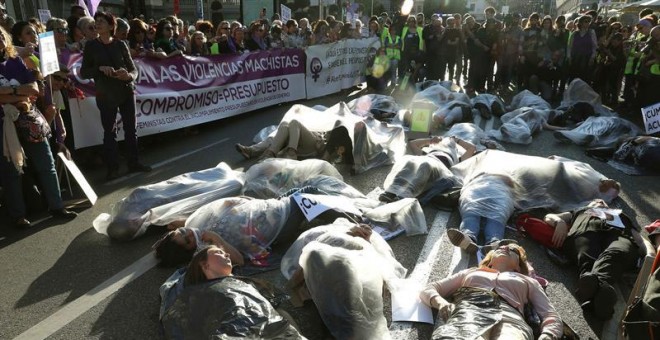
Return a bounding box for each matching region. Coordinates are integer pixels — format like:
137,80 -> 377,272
292,193 -> 362,221
500,5 -> 509,15
641,102 -> 660,134
57,152 -> 98,205
391,284 -> 434,324
38,32 -> 59,77
38,9 -> 52,24
281,4 -> 291,22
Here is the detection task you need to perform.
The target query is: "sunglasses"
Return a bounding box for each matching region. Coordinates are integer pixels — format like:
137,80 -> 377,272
498,245 -> 521,257
54,28 -> 69,34
52,75 -> 69,82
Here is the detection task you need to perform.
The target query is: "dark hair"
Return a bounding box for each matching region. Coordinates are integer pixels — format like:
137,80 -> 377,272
94,11 -> 116,35
153,232 -> 196,267
325,126 -> 354,164
10,21 -> 31,47
195,20 -> 214,34
184,245 -> 214,286
71,5 -> 86,15
127,19 -> 148,48
155,19 -> 173,41
639,8 -> 654,19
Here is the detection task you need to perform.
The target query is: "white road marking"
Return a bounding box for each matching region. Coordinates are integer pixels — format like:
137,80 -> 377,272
389,211 -> 450,337
13,252 -> 158,340
105,137 -> 230,185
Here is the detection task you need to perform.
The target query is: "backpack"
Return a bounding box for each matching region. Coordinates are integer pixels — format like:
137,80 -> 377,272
515,213 -> 556,249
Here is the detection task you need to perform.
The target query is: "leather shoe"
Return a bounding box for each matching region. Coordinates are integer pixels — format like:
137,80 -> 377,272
14,217 -> 31,228
50,209 -> 78,219
128,162 -> 152,173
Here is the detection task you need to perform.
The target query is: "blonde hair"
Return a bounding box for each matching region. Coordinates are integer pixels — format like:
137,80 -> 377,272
479,244 -> 529,275
0,26 -> 18,58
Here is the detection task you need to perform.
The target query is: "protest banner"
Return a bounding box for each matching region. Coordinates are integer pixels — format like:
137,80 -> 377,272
641,102 -> 660,134
305,37 -> 380,99
64,49 -> 306,148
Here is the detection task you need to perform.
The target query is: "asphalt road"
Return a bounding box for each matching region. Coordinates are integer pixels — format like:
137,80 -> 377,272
0,89 -> 658,340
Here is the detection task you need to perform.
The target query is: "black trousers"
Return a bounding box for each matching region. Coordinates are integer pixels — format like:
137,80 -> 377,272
564,230 -> 639,285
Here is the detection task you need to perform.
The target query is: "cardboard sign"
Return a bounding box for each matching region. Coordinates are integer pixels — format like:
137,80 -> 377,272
38,9 -> 52,24
280,4 -> 291,22
38,32 -> 59,77
641,102 -> 660,134
410,107 -> 431,133
292,193 -> 362,221
58,152 -> 98,205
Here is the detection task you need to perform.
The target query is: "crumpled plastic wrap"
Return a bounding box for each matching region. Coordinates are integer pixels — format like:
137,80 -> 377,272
383,155 -> 458,198
161,276 -> 303,339
299,175 -> 380,211
242,158 -> 343,198
416,80 -> 461,92
554,116 -> 641,147
488,107 -> 554,144
452,150 -> 615,212
459,173 -> 517,226
560,78 -> 616,117
253,125 -> 278,144
446,123 -> 504,151
508,90 -> 552,111
280,219 -> 407,285
432,287 -> 503,340
92,163 -> 244,241
184,196 -> 290,261
279,103 -> 406,174
299,235 -> 393,339
347,94 -> 403,120
412,84 -> 471,108
471,94 -> 506,117
363,198 -> 428,235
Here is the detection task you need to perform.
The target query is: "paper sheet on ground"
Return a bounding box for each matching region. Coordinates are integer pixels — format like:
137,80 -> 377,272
391,284 -> 434,324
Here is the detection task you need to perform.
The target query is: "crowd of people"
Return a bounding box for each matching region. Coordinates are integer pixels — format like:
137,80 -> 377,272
1,3 -> 660,339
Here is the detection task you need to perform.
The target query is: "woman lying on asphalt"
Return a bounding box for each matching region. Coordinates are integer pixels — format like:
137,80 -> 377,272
420,243 -> 563,340
159,245 -> 304,339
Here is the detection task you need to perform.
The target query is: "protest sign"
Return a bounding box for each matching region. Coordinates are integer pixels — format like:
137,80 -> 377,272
38,32 -> 59,77
58,152 -> 98,205
280,4 -> 291,22
305,38 -> 380,99
64,49 -> 306,148
292,193 -> 362,221
38,9 -> 52,24
641,102 -> 660,134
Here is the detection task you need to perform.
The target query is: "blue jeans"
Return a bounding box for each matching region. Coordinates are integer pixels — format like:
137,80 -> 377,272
0,138 -> 64,219
459,213 -> 505,245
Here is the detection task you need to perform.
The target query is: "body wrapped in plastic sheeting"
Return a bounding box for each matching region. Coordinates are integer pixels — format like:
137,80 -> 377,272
279,103 -> 406,174
508,90 -> 552,111
445,123 -> 504,151
299,237 -> 392,340
253,125 -> 278,144
452,150 -> 616,212
160,276 -> 305,340
242,158 -> 342,199
432,287 -> 504,340
560,78 -> 616,117
347,94 -> 403,120
363,198 -> 428,235
488,107 -> 554,144
459,173 -> 517,226
554,116 -> 641,147
281,219 -> 407,285
92,163 -> 245,241
412,84 -> 470,107
184,197 -> 290,262
383,154 -> 458,198
416,80 -> 462,92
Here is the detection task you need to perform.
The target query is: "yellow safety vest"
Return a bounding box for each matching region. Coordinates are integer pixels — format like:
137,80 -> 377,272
401,26 -> 424,52
383,34 -> 401,60
624,33 -> 647,75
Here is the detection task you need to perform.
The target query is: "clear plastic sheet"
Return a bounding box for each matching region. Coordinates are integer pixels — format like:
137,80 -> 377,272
508,90 -> 552,111
445,123 -> 505,151
92,163 -> 244,241
299,238 -> 392,340
347,94 -> 403,120
416,80 -> 461,92
253,125 -> 278,144
161,276 -> 303,339
280,219 -> 407,285
452,150 -> 616,212
242,158 -> 343,199
299,175 -> 380,211
459,173 -> 517,226
382,155 -> 458,198
279,103 -> 407,174
471,94 -> 506,117
554,116 -> 642,147
560,78 -> 616,117
488,107 -> 554,144
362,198 -> 428,235
184,197 -> 290,261
412,84 -> 471,108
